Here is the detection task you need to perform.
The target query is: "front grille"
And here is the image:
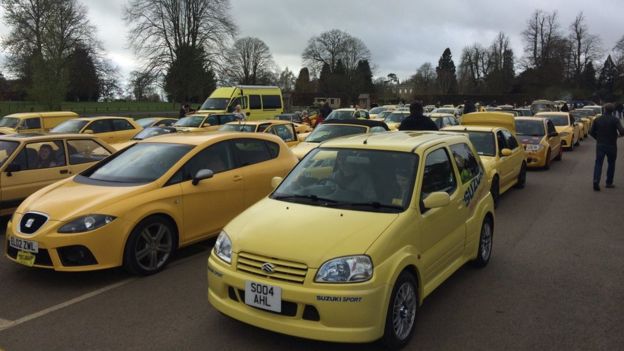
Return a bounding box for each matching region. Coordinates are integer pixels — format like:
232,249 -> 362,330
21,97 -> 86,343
19,212 -> 48,234
6,244 -> 53,266
237,252 -> 308,284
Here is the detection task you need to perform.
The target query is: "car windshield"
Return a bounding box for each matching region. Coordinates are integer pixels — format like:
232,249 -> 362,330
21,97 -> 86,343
132,127 -> 176,140
85,143 -> 192,183
0,140 -> 19,166
51,120 -> 89,133
460,131 -> 496,156
174,115 -> 205,127
379,111 -> 392,119
515,120 -> 545,136
0,117 -> 20,128
326,110 -> 355,120
200,98 -> 229,110
272,148 -> 418,213
431,117 -> 444,128
369,107 -> 386,114
573,110 -> 593,117
305,124 -> 368,143
432,108 -> 455,114
540,115 -> 569,126
219,124 -> 256,132
136,118 -> 157,128
385,113 -> 408,123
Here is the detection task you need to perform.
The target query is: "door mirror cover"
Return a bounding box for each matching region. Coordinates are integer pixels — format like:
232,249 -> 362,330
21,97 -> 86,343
422,192 -> 451,209
500,148 -> 513,157
192,169 -> 214,185
5,163 -> 21,173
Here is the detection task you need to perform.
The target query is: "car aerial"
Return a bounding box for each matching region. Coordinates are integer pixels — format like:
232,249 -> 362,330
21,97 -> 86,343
219,120 -> 303,147
535,112 -> 581,151
429,113 -> 459,129
384,111 -> 410,130
0,133 -> 114,216
135,117 -> 178,128
514,117 -> 563,169
443,112 -> 527,206
207,131 -> 495,348
0,111 -> 78,135
51,116 -> 143,144
173,113 -> 240,132
325,108 -> 370,121
111,126 -> 179,151
5,132 -> 298,274
290,119 -> 389,159
513,108 -> 532,117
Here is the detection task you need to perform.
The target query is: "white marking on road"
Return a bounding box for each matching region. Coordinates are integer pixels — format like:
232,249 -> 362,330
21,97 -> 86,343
0,278 -> 135,333
0,319 -> 12,328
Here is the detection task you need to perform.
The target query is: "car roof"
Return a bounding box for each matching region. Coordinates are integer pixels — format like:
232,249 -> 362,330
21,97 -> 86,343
515,117 -> 547,125
320,131 -> 468,153
225,120 -> 291,126
79,116 -> 134,121
4,111 -> 79,118
429,113 -> 454,118
322,119 -> 390,130
535,112 -> 569,117
0,133 -> 101,141
443,125 -> 497,133
139,131 -> 283,146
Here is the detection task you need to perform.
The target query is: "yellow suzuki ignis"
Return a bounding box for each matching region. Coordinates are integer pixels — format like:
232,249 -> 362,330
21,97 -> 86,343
5,132 -> 298,274
208,132 -> 495,348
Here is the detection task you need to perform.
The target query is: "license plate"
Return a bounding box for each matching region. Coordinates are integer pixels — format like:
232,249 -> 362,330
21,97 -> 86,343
245,281 -> 281,313
16,251 -> 36,267
9,236 -> 39,253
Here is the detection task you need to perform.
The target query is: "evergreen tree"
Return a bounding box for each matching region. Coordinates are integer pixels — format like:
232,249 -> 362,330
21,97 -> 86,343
66,46 -> 100,101
598,55 -> 618,100
164,45 -> 216,103
436,48 -> 458,94
331,59 -> 348,101
581,62 -> 597,93
318,62 -> 332,95
294,67 -> 312,94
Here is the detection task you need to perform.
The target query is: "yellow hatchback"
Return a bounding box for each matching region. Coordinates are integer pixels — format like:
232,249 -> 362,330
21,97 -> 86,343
51,117 -> 142,144
219,120 -> 302,147
535,112 -> 580,150
208,132 -> 495,347
5,132 -> 298,274
515,117 -> 563,169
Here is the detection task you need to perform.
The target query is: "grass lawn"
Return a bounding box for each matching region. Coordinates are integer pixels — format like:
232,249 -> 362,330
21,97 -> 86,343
0,101 -> 179,115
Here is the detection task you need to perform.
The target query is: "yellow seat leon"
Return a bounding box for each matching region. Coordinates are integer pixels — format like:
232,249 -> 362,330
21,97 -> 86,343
5,132 -> 298,274
51,117 -> 142,144
208,131 -> 495,348
515,117 -> 563,169
535,112 -> 580,151
443,112 -> 527,206
219,120 -> 302,147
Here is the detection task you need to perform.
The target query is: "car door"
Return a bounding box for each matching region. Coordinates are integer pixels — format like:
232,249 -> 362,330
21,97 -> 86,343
501,129 -> 524,182
65,139 -> 113,174
418,146 -> 465,284
175,141 -> 244,243
546,120 -> 561,159
495,130 -> 513,187
85,119 -> 116,144
111,119 -> 139,143
0,140 -> 69,206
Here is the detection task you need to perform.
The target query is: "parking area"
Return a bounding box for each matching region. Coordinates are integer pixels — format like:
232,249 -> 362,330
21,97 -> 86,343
1,138 -> 623,351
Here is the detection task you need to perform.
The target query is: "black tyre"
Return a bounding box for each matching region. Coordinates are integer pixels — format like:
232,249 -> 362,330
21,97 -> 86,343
490,176 -> 500,208
515,163 -> 526,189
471,217 -> 493,268
544,149 -> 551,170
380,271 -> 418,350
554,144 -> 563,161
123,216 -> 176,275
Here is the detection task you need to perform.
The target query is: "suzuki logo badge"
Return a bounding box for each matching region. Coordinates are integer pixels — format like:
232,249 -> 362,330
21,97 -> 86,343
261,263 -> 275,274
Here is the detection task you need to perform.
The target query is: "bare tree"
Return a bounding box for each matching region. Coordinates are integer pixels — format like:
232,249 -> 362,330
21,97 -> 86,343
222,37 -> 275,85
125,0 -> 237,74
522,9 -> 563,69
411,63 -> 436,94
302,29 -> 371,74
129,70 -> 159,101
568,12 -> 602,79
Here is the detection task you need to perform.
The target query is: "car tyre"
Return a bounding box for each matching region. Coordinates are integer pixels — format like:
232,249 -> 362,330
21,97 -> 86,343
380,271 -> 418,350
471,217 -> 493,268
544,149 -> 551,170
123,216 -> 176,276
490,176 -> 500,208
515,163 -> 527,189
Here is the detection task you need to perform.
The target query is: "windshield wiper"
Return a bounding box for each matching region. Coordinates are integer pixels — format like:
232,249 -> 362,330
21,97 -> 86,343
272,194 -> 338,204
326,201 -> 404,211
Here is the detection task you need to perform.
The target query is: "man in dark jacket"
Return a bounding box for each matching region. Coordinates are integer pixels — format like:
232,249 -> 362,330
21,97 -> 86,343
399,101 -> 438,131
590,103 -> 624,191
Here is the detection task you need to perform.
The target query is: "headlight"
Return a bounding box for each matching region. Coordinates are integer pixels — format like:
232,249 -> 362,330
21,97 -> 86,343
315,255 -> 373,283
58,215 -> 116,233
214,231 -> 232,264
525,144 -> 542,152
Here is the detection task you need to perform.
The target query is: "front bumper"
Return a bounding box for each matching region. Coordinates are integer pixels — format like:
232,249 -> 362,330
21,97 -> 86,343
207,255 -> 389,343
560,134 -> 574,149
524,147 -> 548,168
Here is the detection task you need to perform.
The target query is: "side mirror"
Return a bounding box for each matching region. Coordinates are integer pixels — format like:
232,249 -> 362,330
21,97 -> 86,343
271,176 -> 283,189
84,129 -> 94,134
5,163 -> 21,175
501,148 -> 513,157
549,132 -> 559,138
192,169 -> 214,185
422,192 -> 451,209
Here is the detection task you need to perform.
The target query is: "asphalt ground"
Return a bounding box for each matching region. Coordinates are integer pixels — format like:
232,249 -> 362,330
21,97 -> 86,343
0,137 -> 623,351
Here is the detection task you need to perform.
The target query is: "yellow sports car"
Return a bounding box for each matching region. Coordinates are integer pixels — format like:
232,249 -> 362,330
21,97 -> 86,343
383,111 -> 410,130
111,126 -> 179,151
570,110 -> 593,136
51,116 -> 143,144
208,131 -> 494,347
443,112 -> 527,206
135,117 -> 178,128
535,112 -> 580,150
173,113 -> 239,132
0,134 -> 114,216
5,132 -> 298,274
514,117 -> 563,169
290,119 -> 390,159
219,120 -> 302,147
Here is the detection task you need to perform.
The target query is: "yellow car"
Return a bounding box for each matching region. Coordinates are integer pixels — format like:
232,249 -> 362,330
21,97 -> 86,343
443,112 -> 527,205
111,126 -> 179,151
429,113 -> 460,129
5,132 -> 298,274
219,120 -> 302,147
51,116 -> 142,144
173,113 -> 239,132
135,117 -> 178,128
383,111 -> 410,130
290,119 -> 390,159
0,134 -> 114,216
208,131 -> 495,347
514,117 -> 563,169
570,110 -> 594,135
535,112 -> 580,150
0,111 -> 78,135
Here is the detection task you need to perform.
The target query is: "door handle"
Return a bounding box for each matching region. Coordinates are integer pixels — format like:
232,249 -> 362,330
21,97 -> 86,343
59,169 -> 69,174
233,175 -> 243,182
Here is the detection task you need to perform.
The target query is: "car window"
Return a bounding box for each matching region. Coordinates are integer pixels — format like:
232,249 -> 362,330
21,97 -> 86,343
257,123 -> 271,132
11,140 -> 66,170
421,148 -> 457,200
205,115 -> 218,126
171,141 -> 234,184
502,130 -> 519,149
496,131 -> 507,153
547,120 -> 557,134
232,139 -> 274,166
23,117 -> 42,129
270,124 -> 296,142
160,119 -> 177,126
230,96 -> 247,109
249,95 -> 261,109
450,143 -> 481,183
112,119 -> 135,131
219,115 -> 237,124
88,120 -> 113,133
262,95 -> 282,109
67,139 -> 112,164
0,141 -> 19,167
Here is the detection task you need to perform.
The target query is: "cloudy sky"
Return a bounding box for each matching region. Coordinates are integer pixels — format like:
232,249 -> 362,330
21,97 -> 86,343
2,0 -> 623,83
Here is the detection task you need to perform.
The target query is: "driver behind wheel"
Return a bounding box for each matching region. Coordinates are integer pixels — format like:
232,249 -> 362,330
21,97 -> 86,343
331,151 -> 376,201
